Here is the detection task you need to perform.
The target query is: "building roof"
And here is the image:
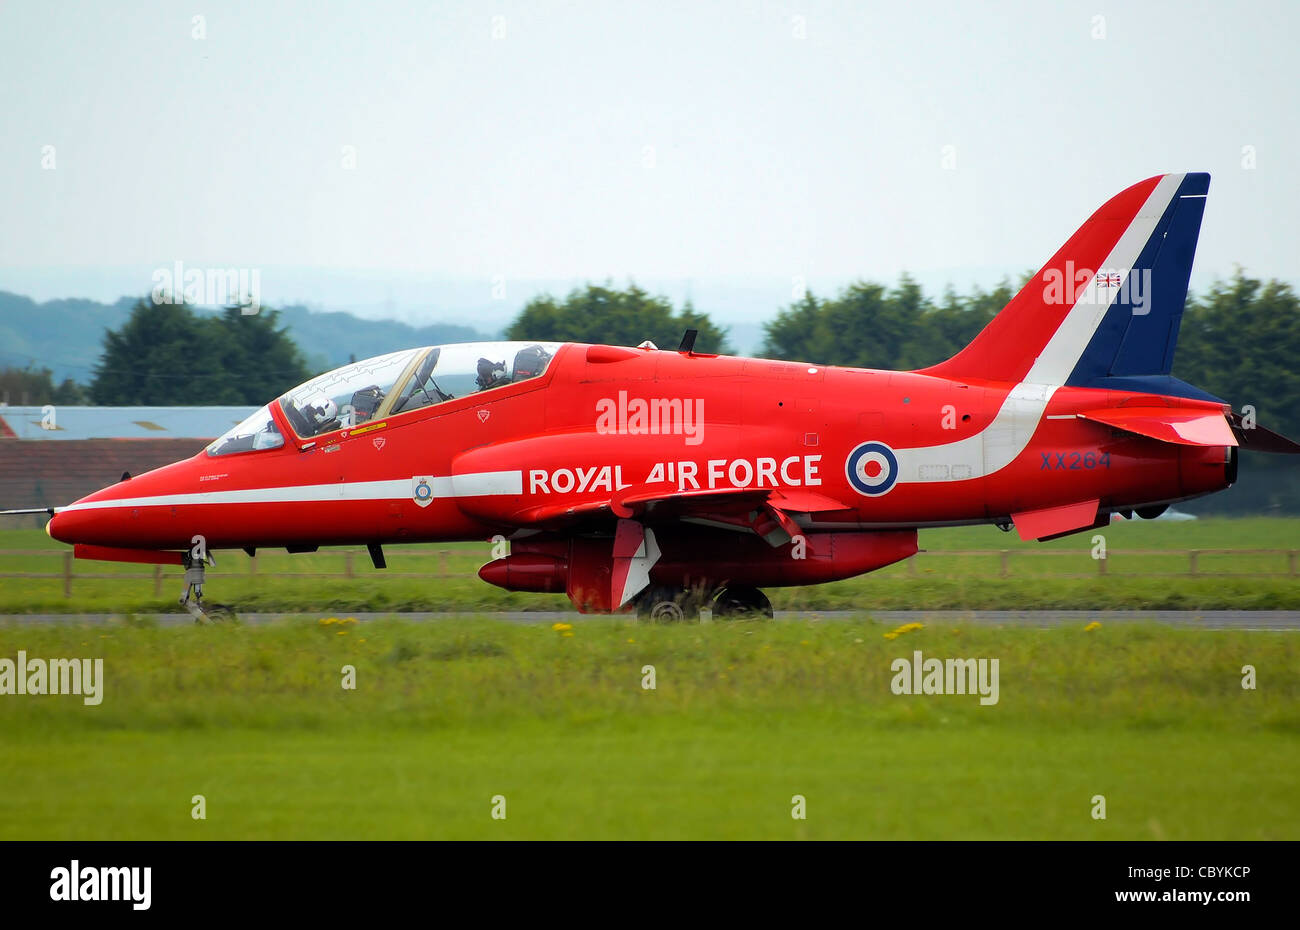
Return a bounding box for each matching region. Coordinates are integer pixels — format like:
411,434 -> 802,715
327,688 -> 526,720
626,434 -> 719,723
0,406 -> 256,441
0,438 -> 206,512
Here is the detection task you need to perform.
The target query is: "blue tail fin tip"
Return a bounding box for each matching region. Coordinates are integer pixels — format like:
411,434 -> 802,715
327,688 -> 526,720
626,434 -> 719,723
1067,172 -> 1211,387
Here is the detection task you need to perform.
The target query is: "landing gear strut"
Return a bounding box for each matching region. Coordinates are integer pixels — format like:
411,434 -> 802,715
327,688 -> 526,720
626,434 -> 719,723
179,553 -> 236,624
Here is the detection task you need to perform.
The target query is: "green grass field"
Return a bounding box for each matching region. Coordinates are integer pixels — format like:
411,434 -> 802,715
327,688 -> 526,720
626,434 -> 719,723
0,617 -> 1296,839
0,516 -> 1298,613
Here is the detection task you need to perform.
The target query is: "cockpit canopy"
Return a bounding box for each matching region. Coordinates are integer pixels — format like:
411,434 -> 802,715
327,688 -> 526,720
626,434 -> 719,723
207,341 -> 560,455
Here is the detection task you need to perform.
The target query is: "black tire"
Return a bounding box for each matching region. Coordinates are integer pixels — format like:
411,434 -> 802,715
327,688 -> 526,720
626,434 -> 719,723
203,603 -> 240,624
712,586 -> 774,620
636,586 -> 701,623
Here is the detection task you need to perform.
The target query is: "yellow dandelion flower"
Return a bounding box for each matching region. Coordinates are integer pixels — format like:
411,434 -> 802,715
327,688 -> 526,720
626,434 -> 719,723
551,622 -> 573,632
1084,621 -> 1102,632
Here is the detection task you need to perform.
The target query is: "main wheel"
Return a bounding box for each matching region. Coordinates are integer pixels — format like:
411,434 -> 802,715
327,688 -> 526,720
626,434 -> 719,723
712,586 -> 774,620
636,586 -> 702,623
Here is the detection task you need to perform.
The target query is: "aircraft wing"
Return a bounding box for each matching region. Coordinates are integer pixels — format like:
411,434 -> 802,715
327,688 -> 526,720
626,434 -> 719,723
510,484 -> 854,540
532,487 -> 854,610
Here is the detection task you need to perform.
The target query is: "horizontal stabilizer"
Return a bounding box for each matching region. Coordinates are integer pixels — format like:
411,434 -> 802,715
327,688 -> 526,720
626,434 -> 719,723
1077,407 -> 1236,447
1011,499 -> 1100,542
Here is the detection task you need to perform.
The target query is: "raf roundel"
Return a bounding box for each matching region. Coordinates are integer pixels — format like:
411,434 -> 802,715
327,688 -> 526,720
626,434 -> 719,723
846,441 -> 899,496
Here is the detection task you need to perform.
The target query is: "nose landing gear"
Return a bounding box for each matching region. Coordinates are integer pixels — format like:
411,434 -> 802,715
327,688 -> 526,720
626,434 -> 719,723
179,552 -> 237,624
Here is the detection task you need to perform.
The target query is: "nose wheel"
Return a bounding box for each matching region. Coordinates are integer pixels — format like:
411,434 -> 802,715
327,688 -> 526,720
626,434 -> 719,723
179,553 -> 237,624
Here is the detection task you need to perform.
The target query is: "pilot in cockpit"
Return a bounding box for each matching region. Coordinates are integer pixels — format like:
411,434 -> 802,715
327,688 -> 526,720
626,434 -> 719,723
475,357 -> 511,392
303,395 -> 341,435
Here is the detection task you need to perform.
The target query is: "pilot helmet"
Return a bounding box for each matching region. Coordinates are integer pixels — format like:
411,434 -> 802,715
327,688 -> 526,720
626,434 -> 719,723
305,395 -> 338,424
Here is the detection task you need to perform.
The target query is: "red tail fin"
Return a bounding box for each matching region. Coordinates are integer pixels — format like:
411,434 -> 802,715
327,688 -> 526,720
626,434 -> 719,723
920,173 -> 1209,387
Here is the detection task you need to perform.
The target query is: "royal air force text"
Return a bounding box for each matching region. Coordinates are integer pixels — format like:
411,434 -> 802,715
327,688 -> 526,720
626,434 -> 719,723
528,456 -> 823,495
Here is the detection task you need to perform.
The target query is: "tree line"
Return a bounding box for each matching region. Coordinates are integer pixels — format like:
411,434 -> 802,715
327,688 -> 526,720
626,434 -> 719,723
2,300 -> 312,407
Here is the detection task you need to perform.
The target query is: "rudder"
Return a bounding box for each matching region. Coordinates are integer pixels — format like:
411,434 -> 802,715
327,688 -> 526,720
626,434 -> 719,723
920,173 -> 1210,393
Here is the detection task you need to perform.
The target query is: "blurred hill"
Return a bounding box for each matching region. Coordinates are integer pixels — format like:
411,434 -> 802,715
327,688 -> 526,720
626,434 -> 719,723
0,291 -> 488,384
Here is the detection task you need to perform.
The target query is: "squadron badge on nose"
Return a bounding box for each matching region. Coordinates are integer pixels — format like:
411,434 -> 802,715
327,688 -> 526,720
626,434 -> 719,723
412,476 -> 435,507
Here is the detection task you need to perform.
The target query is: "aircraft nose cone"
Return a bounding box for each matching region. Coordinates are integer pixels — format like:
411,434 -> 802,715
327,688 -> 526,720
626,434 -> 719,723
45,509 -> 81,545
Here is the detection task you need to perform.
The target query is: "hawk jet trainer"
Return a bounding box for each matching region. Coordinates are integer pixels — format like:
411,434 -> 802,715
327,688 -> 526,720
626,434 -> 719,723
20,173 -> 1300,620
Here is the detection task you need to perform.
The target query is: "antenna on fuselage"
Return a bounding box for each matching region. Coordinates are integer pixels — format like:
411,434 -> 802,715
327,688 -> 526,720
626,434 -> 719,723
678,329 -> 698,353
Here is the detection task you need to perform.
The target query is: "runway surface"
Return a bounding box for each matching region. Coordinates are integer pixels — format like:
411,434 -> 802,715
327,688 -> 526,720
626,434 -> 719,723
2,609 -> 1297,630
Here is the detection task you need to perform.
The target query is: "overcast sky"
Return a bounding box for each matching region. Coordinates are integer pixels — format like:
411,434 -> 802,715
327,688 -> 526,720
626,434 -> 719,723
1,0 -> 1296,327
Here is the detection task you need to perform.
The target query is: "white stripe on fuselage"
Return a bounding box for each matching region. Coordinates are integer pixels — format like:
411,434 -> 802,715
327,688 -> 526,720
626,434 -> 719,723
895,382 -> 1058,484
58,471 -> 524,513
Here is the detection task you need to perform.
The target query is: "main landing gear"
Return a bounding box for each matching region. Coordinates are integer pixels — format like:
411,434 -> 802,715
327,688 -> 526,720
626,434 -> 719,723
179,553 -> 237,624
635,584 -> 774,622
711,585 -> 774,620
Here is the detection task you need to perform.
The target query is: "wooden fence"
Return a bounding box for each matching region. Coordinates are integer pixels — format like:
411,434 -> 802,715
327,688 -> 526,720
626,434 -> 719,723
0,547 -> 1296,597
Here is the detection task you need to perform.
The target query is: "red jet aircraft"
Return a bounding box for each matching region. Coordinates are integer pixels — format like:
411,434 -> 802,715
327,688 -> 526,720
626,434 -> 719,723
16,172 -> 1300,620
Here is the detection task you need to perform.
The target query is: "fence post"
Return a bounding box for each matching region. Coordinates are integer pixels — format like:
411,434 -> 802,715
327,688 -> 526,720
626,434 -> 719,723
1189,550 -> 1199,575
439,550 -> 449,577
153,564 -> 162,597
249,554 -> 258,576
344,551 -> 354,579
63,551 -> 73,597
908,556 -> 917,576
1098,552 -> 1107,575
999,550 -> 1009,577
1290,550 -> 1297,576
